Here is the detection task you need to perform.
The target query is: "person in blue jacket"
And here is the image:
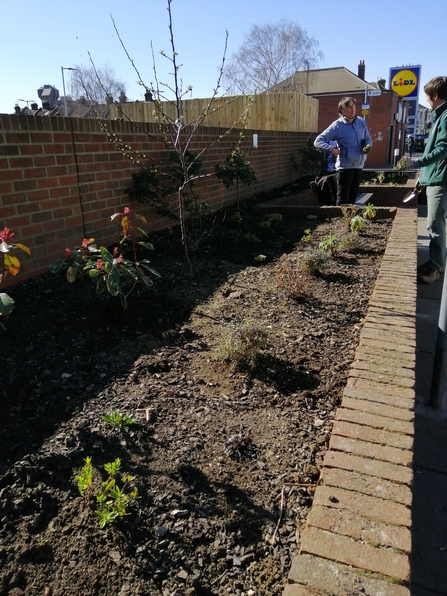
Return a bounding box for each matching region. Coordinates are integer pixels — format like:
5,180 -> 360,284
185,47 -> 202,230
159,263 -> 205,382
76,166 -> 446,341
314,97 -> 372,205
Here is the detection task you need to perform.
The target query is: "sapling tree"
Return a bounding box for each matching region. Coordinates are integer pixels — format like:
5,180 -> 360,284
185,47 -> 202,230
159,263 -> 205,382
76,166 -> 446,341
83,0 -> 254,277
215,146 -> 258,218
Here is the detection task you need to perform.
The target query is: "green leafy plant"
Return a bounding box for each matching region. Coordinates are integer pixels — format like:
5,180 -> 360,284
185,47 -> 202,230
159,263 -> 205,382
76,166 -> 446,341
76,456 -> 93,495
276,254 -> 306,300
395,156 -> 408,170
340,204 -> 359,225
301,248 -> 329,275
259,213 -> 283,230
362,203 -> 377,220
0,227 -> 31,328
101,410 -> 136,431
301,229 -> 313,243
215,146 -> 258,216
319,231 -> 340,255
96,459 -> 138,528
50,207 -> 160,309
291,138 -> 325,177
243,232 -> 261,245
76,457 -> 138,528
231,211 -> 243,225
350,215 -> 366,233
134,150 -> 212,252
215,315 -> 270,369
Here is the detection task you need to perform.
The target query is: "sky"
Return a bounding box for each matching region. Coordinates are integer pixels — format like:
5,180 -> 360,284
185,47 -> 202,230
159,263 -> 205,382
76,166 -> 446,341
1,0 -> 445,114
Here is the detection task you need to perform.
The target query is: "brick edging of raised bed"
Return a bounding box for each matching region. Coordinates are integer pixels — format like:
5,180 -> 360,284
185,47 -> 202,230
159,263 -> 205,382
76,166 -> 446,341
284,208 -> 417,596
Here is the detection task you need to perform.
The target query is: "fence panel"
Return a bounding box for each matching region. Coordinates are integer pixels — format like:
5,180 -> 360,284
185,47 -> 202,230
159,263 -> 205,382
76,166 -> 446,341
111,92 -> 318,133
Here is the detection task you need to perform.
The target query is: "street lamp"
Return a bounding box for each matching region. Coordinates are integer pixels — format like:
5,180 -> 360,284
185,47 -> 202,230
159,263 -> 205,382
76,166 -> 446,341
61,67 -> 77,117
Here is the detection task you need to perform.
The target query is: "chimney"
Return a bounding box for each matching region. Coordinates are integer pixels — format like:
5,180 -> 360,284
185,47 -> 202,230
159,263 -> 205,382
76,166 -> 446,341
37,85 -> 60,110
31,102 -> 38,111
14,105 -> 21,114
358,60 -> 365,80
378,78 -> 386,89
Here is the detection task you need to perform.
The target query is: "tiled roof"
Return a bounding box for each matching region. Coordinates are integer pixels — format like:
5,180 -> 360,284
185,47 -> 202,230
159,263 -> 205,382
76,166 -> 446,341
275,66 -> 382,95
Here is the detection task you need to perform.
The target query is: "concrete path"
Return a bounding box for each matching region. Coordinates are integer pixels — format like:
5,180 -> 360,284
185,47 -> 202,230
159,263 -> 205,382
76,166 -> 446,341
411,205 -> 447,596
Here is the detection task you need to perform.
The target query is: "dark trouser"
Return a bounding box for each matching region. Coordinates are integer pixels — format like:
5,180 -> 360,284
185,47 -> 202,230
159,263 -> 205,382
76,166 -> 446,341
326,175 -> 337,205
336,168 -> 363,205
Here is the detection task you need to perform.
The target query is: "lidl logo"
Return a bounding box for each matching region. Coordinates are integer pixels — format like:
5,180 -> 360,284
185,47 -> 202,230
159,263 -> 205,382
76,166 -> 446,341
391,69 -> 418,97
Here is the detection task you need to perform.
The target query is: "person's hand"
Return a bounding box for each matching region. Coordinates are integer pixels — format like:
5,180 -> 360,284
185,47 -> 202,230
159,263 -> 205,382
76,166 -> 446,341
362,144 -> 372,154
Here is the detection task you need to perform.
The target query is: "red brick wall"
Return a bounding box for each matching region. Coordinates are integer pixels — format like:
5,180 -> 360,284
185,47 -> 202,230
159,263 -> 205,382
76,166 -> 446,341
313,91 -> 407,169
0,114 -> 311,287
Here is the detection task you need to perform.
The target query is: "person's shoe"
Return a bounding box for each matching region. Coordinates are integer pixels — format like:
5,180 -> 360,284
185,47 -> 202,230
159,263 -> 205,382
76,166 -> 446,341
417,261 -> 445,275
418,267 -> 441,284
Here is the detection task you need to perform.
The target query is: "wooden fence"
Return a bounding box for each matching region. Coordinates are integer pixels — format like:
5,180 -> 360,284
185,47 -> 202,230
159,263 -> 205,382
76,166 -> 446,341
110,92 -> 319,133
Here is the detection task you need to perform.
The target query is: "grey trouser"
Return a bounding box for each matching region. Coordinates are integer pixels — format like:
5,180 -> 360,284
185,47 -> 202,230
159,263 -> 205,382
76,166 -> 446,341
426,184 -> 447,271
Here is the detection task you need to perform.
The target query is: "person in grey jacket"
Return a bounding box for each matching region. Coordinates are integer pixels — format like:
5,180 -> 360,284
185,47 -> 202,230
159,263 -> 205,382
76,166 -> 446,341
314,97 -> 372,205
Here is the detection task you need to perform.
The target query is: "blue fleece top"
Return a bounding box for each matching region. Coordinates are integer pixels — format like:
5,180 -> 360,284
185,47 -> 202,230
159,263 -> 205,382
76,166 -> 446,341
314,115 -> 372,170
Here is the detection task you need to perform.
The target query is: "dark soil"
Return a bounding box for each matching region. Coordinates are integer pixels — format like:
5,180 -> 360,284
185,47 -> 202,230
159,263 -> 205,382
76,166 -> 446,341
0,200 -> 392,596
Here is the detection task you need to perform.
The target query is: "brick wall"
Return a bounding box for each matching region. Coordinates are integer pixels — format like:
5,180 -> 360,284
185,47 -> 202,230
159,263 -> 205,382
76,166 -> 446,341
0,114 -> 311,287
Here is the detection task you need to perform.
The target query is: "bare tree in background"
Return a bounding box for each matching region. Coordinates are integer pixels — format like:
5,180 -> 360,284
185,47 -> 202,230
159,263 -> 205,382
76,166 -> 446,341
223,20 -> 323,95
69,64 -> 127,117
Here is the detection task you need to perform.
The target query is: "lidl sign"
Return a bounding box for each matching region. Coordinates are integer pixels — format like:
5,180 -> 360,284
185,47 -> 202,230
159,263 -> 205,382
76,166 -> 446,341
389,66 -> 421,98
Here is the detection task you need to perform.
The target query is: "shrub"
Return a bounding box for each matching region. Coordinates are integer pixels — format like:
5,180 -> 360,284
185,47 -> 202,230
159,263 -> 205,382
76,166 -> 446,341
339,233 -> 363,253
259,213 -> 283,230
341,204 -> 359,227
243,232 -> 261,245
76,457 -> 139,529
0,227 -> 31,329
254,254 -> 267,265
276,254 -> 306,300
301,229 -> 312,243
50,207 -> 160,309
215,315 -> 270,369
301,248 -> 329,275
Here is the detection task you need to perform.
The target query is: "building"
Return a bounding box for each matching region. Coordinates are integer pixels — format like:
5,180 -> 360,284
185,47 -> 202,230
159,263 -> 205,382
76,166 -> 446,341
13,85 -> 109,118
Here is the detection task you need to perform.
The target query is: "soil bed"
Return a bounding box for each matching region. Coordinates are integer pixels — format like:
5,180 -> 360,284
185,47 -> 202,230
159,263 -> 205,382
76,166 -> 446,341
0,203 -> 392,596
